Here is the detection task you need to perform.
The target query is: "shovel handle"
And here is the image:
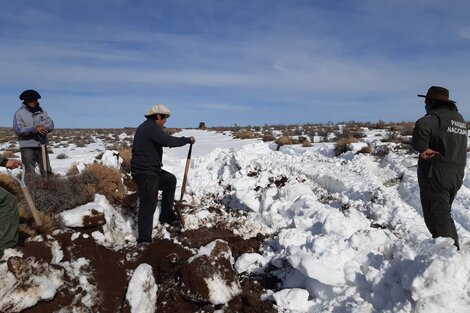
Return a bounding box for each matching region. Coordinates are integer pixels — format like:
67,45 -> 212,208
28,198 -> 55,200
22,187 -> 43,228
179,143 -> 193,202
41,144 -> 48,177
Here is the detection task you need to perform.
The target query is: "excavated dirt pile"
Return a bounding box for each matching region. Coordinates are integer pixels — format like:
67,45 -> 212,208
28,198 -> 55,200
5,221 -> 277,313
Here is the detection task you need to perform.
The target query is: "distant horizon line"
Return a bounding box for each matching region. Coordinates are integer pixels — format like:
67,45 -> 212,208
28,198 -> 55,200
0,120 -> 423,130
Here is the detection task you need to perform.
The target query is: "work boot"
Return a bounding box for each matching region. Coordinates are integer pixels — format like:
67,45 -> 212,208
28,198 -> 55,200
167,220 -> 182,232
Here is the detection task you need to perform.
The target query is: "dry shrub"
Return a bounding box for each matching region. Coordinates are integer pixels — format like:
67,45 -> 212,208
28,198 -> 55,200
165,128 -> 181,136
262,133 -> 276,142
66,163 -> 80,176
400,124 -> 414,136
82,163 -> 125,206
334,137 -> 358,156
8,163 -> 125,216
301,141 -> 313,147
24,174 -> 95,215
275,136 -> 293,146
382,131 -> 401,143
235,130 -> 255,139
2,150 -> 18,158
373,145 -> 390,157
118,147 -> 132,173
56,153 -> 68,159
297,136 -> 308,143
357,145 -> 372,154
19,206 -> 57,235
390,125 -> 401,132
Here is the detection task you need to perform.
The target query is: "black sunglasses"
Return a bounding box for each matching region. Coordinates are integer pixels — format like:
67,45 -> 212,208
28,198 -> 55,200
158,114 -> 169,119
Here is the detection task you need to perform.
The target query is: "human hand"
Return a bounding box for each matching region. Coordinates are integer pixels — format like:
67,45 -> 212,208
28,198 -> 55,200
420,148 -> 440,160
35,125 -> 48,135
189,136 -> 196,144
5,159 -> 22,169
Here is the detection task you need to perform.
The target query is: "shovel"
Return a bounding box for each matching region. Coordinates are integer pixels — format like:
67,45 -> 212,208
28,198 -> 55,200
174,143 -> 193,229
9,166 -> 48,240
39,135 -> 48,178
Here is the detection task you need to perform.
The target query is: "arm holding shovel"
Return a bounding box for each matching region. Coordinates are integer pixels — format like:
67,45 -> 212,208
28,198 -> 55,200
8,164 -> 48,241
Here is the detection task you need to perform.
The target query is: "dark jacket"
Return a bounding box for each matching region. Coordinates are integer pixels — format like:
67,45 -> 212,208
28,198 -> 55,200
131,118 -> 191,175
13,104 -> 54,148
412,105 -> 467,169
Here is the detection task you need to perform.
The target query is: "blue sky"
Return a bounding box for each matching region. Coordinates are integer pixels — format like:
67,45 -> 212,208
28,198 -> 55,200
1,0 -> 469,128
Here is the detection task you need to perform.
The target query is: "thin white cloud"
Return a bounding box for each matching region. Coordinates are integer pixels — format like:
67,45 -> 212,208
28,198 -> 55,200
459,27 -> 470,39
1,1 -> 470,127
200,103 -> 250,111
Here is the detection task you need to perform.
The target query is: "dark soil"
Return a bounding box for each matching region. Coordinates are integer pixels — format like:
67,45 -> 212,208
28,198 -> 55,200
16,222 -> 276,313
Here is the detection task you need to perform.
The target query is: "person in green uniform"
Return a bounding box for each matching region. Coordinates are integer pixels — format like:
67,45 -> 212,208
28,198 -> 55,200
412,86 -> 467,250
0,157 -> 22,256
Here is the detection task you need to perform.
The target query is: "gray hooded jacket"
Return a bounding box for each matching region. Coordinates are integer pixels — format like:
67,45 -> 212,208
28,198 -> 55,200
13,104 -> 54,148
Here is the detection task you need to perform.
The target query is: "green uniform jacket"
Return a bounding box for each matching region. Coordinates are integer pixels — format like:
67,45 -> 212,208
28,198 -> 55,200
412,106 -> 467,170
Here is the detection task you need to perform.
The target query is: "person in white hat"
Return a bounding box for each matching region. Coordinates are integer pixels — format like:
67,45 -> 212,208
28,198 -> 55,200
131,104 -> 195,243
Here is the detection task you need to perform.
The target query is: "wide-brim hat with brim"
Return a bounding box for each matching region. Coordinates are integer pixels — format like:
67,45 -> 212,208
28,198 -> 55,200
418,86 -> 455,103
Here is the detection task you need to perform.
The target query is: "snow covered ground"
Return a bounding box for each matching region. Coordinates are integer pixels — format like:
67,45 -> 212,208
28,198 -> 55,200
1,128 -> 470,312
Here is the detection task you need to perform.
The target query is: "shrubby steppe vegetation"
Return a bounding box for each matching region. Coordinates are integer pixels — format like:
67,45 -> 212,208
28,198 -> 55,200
0,119 -> 464,246
1,120 -> 469,312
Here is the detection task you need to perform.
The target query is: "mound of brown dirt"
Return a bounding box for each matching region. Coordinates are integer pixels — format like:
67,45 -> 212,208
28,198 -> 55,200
15,222 -> 276,313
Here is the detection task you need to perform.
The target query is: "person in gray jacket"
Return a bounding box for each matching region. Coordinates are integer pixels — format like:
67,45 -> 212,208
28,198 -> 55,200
412,86 -> 467,250
13,89 -> 54,176
0,156 -> 22,256
131,104 -> 195,243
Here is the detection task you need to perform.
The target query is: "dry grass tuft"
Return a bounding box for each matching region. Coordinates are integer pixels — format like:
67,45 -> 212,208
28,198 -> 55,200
66,163 -> 80,176
234,130 -> 255,139
373,145 -> 390,157
356,145 -> 372,154
24,174 -> 95,215
2,150 -> 18,158
334,137 -> 358,156
20,164 -> 123,214
262,133 -> 276,142
275,136 -> 293,146
82,163 -> 125,206
19,206 -> 57,235
56,153 -> 68,159
118,147 -> 132,173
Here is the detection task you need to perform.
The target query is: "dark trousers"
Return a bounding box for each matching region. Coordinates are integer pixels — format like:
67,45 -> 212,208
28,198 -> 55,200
20,147 -> 52,176
133,171 -> 177,242
418,164 -> 463,250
